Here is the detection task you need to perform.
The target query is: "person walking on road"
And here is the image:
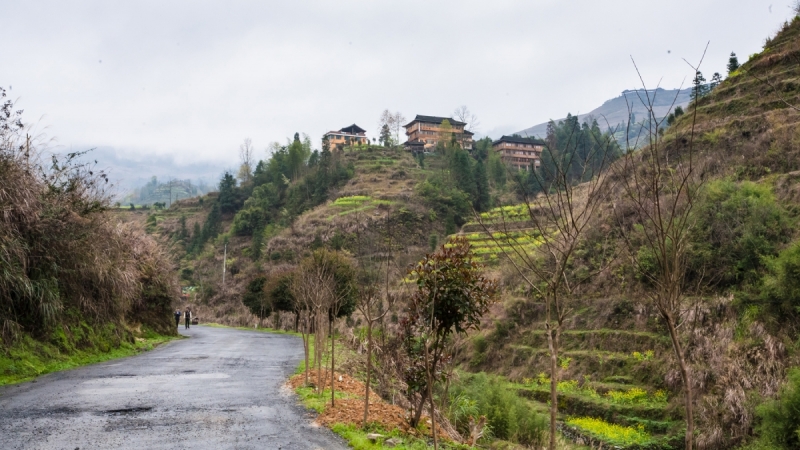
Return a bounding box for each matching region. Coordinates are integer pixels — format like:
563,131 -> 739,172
184,308 -> 192,329
174,310 -> 181,328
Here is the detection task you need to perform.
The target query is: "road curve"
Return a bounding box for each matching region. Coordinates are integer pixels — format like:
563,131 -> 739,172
0,325 -> 348,450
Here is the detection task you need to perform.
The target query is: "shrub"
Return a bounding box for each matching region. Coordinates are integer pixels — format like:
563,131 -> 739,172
761,240 -> 800,312
449,373 -> 547,447
750,368 -> 800,449
690,180 -> 791,287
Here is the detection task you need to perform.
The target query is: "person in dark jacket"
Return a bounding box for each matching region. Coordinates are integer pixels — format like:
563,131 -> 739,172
184,308 -> 192,329
174,310 -> 181,328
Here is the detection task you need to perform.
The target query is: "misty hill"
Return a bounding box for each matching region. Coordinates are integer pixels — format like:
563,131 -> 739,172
66,147 -> 230,200
517,87 -> 692,138
121,176 -> 215,206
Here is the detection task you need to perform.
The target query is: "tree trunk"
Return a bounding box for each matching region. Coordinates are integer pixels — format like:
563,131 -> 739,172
425,340 -> 438,450
303,313 -> 310,386
665,314 -> 693,450
363,321 -> 373,427
546,325 -> 559,450
330,318 -> 336,407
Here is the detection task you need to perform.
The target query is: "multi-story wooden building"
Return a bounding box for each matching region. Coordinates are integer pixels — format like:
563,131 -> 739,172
492,135 -> 545,170
324,124 -> 368,150
403,115 -> 474,151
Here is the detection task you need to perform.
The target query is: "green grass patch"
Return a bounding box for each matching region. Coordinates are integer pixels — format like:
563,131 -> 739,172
330,423 -> 472,450
0,331 -> 177,386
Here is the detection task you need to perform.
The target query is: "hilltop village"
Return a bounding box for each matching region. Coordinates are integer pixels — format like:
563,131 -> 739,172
5,13 -> 800,450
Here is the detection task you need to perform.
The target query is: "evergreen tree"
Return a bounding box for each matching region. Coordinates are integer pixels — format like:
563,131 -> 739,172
473,160 -> 490,211
727,52 -> 740,75
709,72 -> 722,91
201,203 -> 222,244
218,172 -> 238,214
488,150 -> 506,187
379,124 -> 392,147
450,149 -> 475,197
690,71 -> 708,101
189,222 -> 202,252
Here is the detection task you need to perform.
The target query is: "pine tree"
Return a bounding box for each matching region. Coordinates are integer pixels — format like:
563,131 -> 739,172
690,71 -> 708,102
218,172 -> 238,214
379,124 -> 392,147
450,149 -> 475,197
473,160 -> 490,212
727,52 -> 740,75
709,72 -> 722,91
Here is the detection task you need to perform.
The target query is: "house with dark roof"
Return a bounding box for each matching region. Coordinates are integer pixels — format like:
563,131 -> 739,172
403,115 -> 474,151
492,135 -> 545,170
324,124 -> 368,150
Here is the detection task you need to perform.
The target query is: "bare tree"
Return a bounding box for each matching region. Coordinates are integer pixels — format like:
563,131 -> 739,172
476,126 -> 618,450
378,110 -> 407,146
453,105 -> 480,133
613,54 -> 708,450
291,265 -> 330,387
238,138 -> 255,185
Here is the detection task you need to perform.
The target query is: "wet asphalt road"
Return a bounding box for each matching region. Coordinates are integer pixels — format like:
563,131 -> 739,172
0,325 -> 348,450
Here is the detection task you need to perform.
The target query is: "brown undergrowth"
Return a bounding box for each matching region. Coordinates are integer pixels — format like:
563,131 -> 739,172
289,370 -> 451,439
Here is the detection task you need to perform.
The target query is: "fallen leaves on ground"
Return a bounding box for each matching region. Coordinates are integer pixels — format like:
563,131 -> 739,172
289,370 -> 449,439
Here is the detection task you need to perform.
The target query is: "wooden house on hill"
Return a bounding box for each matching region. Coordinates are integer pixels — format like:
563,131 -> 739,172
492,135 -> 545,170
403,115 -> 474,152
324,124 -> 368,150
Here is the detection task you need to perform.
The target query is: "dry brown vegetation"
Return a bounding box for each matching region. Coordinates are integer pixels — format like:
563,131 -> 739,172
0,93 -> 179,345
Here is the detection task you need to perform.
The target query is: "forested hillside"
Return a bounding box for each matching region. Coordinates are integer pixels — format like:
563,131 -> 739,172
108,15 -> 800,450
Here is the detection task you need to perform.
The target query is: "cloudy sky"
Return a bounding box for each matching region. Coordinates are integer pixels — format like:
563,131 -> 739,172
1,0 -> 791,172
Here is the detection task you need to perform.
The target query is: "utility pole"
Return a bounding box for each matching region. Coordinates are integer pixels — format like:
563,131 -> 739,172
222,243 -> 227,295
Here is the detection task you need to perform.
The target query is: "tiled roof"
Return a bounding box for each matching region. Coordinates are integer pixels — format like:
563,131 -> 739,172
339,124 -> 366,134
403,115 -> 467,127
492,135 -> 546,146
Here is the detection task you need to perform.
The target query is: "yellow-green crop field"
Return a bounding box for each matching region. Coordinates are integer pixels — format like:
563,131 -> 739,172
330,196 -> 394,218
448,229 -> 544,263
468,204 -> 531,225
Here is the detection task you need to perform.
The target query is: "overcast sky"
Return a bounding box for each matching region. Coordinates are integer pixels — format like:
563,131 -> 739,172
1,0 -> 792,169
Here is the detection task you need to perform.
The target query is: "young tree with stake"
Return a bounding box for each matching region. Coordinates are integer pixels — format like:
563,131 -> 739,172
403,237 -> 497,447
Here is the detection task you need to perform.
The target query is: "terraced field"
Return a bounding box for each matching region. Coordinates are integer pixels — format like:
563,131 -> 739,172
453,204 -> 543,263
467,299 -> 683,448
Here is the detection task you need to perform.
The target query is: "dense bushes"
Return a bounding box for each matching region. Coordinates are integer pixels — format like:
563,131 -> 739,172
449,372 -> 547,446
0,90 -> 179,344
747,368 -> 800,449
690,179 -> 792,287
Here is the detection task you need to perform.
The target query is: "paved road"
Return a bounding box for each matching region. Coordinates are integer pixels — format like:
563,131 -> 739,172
0,326 -> 348,450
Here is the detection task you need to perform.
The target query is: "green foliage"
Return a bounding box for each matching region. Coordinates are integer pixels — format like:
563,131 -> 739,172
520,114 -> 620,197
690,179 -> 791,287
760,240 -> 800,311
0,325 -> 174,385
242,276 -> 270,319
749,368 -> 800,449
566,417 -> 654,447
473,160 -> 490,212
416,173 -> 471,229
403,238 -> 497,426
449,372 -> 547,446
728,52 -> 740,75
264,269 -> 296,313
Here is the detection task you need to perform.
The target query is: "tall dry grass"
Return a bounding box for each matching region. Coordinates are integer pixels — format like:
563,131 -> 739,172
0,89 -> 179,343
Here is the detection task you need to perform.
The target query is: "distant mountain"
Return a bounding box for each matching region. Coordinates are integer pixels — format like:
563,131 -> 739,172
517,87 -> 692,139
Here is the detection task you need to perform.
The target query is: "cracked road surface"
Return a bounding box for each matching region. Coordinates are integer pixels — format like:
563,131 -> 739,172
0,325 -> 348,450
